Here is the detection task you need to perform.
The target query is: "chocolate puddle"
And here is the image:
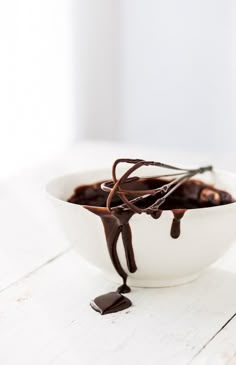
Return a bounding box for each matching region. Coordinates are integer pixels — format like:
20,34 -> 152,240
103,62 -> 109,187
90,291 -> 132,314
68,177 -> 234,315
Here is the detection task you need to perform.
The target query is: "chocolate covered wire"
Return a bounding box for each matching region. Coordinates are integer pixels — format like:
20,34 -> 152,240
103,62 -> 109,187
101,158 -> 212,213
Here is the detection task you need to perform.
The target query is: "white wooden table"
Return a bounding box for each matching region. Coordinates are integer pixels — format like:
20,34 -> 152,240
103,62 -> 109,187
1,141 -> 236,365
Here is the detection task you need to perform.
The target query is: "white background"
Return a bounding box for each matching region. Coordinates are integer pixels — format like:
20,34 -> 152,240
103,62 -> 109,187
0,0 -> 76,177
0,0 -> 236,176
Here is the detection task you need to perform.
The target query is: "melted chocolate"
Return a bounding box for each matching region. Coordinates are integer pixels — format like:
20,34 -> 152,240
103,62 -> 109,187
86,206 -> 136,294
171,210 -> 186,239
68,177 -> 234,314
90,291 -> 132,315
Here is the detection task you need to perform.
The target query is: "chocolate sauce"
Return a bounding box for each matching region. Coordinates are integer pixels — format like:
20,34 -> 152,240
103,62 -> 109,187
86,206 -> 135,294
90,291 -> 132,314
68,177 -> 234,315
171,210 -> 186,239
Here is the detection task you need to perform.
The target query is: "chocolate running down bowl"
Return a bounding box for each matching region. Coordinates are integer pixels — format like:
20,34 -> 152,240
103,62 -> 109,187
46,167 -> 236,288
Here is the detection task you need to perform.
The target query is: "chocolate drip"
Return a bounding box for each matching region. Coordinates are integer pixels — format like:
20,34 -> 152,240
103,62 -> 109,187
85,207 -> 136,311
100,215 -> 132,293
121,223 -> 137,273
86,207 -> 136,293
148,210 -> 162,219
171,210 -> 186,239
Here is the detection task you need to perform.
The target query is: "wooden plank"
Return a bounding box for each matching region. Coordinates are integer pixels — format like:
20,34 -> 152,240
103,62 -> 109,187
0,180 -> 68,292
189,315 -> 236,365
190,244 -> 236,364
1,247 -> 236,365
188,245 -> 236,365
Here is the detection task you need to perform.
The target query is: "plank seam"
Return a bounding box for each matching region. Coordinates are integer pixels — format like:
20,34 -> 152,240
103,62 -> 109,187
188,312 -> 236,364
0,247 -> 71,295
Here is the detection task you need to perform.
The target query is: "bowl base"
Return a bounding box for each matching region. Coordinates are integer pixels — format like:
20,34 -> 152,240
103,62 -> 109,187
105,272 -> 202,288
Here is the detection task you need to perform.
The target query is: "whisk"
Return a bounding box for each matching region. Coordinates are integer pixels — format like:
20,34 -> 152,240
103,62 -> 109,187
101,158 -> 213,213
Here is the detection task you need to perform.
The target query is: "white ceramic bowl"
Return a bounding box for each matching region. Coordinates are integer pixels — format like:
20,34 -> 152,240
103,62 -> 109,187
46,167 -> 236,287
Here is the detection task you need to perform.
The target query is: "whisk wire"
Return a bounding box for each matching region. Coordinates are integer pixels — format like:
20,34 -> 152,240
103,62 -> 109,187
102,159 -> 212,213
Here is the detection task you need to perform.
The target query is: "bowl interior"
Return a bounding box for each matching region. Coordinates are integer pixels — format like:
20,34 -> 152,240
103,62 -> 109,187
46,167 -> 236,204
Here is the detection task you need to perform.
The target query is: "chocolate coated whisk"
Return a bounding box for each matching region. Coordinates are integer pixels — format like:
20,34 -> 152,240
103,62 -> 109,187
101,158 -> 213,213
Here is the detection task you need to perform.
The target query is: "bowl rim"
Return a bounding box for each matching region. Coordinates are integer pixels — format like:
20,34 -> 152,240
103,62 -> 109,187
45,167 -> 236,212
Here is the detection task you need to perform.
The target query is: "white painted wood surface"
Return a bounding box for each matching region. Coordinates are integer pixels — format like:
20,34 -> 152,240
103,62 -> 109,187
1,141 -> 236,365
